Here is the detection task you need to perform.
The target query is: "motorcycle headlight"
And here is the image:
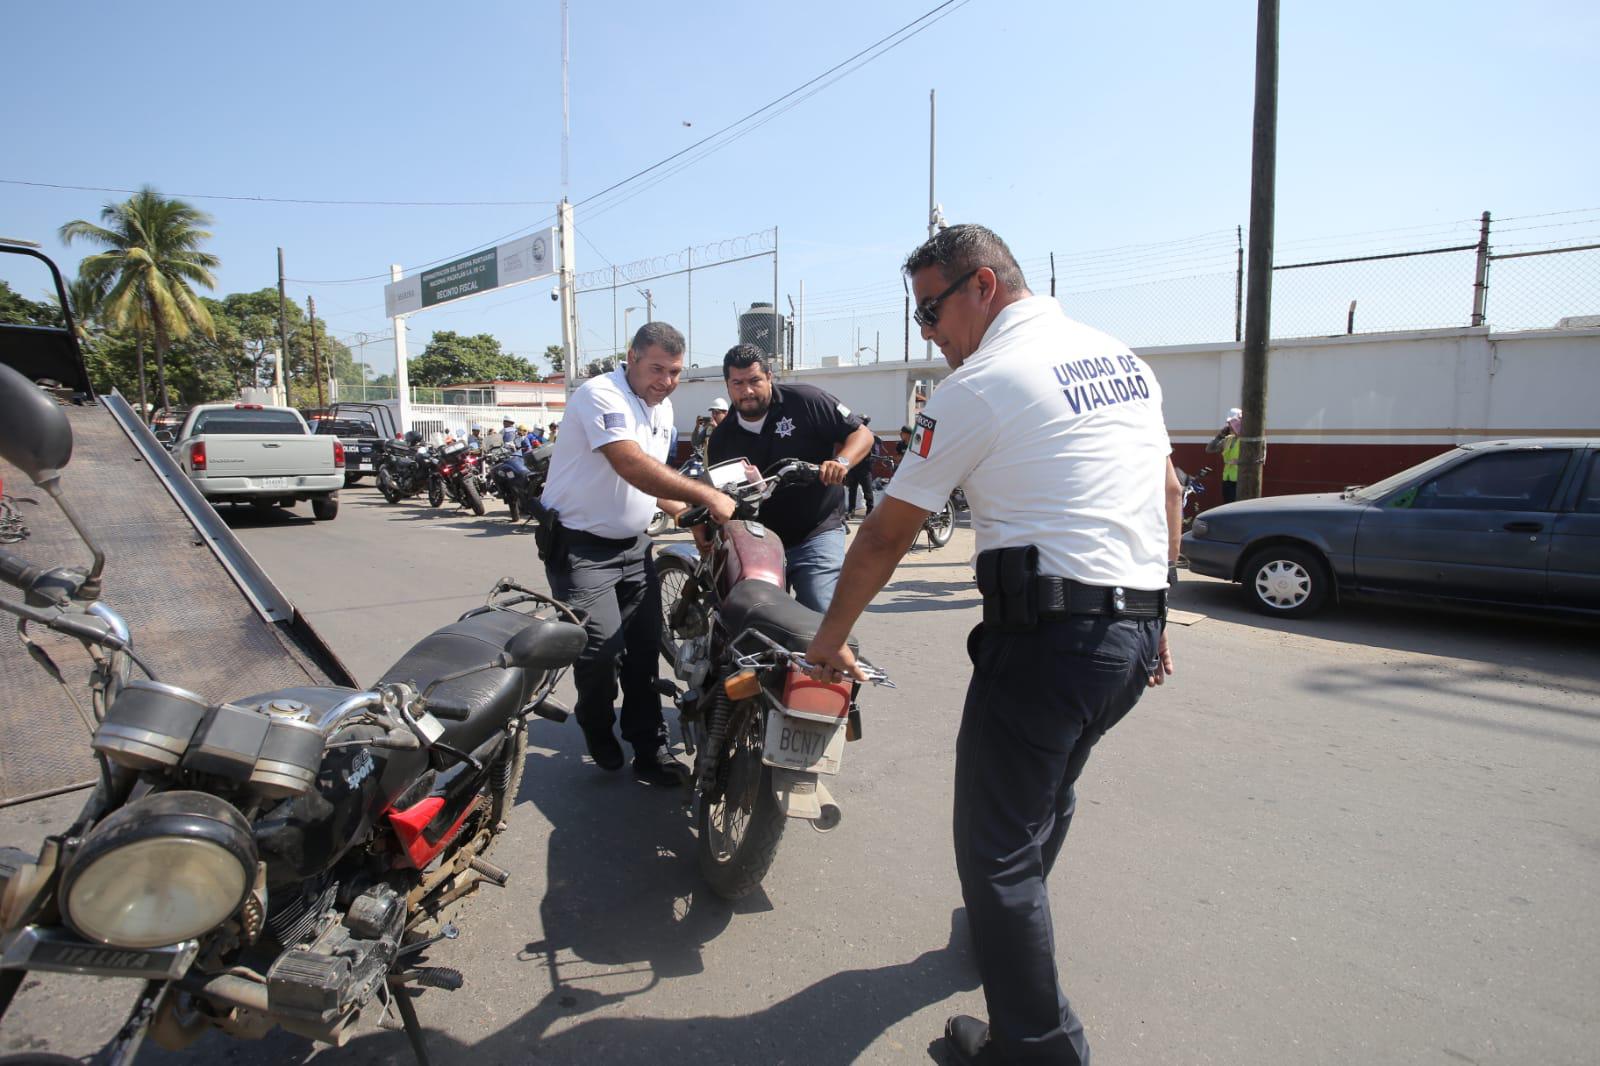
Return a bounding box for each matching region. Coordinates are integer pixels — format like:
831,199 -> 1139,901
61,791 -> 256,949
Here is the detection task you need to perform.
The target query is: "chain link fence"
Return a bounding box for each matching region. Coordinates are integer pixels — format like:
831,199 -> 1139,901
1484,243 -> 1600,331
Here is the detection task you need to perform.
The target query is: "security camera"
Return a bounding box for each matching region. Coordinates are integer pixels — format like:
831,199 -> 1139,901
550,287 -> 560,302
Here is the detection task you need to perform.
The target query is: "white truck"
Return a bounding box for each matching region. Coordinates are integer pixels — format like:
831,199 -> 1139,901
170,402 -> 344,520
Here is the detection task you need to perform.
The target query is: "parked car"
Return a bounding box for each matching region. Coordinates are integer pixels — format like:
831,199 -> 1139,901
169,402 -> 344,520
1181,439 -> 1600,618
310,401 -> 398,485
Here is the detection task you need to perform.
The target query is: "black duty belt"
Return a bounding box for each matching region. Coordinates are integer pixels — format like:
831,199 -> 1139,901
558,523 -> 639,550
1038,576 -> 1165,619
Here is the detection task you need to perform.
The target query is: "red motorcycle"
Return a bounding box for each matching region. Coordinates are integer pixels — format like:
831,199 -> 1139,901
656,459 -> 892,899
429,441 -> 486,516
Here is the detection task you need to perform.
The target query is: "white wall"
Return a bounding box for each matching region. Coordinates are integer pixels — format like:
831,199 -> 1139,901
1141,326 -> 1599,445
656,326 -> 1599,446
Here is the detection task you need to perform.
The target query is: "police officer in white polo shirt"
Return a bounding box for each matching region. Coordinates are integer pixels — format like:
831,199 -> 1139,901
805,225 -> 1183,1065
541,322 -> 735,786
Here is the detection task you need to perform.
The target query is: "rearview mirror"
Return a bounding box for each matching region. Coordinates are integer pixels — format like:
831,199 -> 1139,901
0,361 -> 74,484
502,618 -> 588,671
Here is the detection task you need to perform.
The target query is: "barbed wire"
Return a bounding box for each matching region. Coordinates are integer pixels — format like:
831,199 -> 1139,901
574,229 -> 775,291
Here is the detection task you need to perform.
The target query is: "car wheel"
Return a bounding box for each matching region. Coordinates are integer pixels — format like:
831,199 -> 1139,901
1242,544 -> 1330,617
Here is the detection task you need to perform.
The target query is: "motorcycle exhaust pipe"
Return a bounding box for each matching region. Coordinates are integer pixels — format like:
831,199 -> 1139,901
811,781 -> 842,833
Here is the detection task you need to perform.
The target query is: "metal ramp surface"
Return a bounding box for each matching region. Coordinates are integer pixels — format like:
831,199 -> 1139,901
1,398 -> 352,804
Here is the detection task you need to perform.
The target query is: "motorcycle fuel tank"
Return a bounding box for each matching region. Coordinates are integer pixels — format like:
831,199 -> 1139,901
716,520 -> 787,599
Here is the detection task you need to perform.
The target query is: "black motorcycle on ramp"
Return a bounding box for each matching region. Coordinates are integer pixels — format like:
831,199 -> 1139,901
0,363 -> 586,1065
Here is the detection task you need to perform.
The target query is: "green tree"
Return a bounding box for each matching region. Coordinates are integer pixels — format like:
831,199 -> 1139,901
407,331 -> 538,386
60,187 -> 220,417
543,343 -> 565,376
0,280 -> 62,326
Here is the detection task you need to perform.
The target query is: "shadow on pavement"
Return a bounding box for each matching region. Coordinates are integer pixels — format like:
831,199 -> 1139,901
1175,577 -> 1600,689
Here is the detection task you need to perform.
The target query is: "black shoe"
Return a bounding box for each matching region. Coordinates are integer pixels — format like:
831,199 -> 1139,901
632,746 -> 688,787
944,1015 -> 991,1066
583,726 -> 624,771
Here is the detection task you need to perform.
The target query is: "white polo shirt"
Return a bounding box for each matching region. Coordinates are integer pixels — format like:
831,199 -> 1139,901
887,295 -> 1171,589
541,367 -> 675,539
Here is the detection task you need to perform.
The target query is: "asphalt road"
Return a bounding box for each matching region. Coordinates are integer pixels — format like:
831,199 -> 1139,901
3,485 -> 1597,1065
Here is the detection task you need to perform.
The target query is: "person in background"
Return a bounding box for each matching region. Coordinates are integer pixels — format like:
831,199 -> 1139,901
1205,406 -> 1260,504
845,415 -> 878,518
467,425 -> 483,450
501,417 -> 518,445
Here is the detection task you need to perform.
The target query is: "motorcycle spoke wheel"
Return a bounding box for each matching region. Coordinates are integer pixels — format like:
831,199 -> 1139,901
696,708 -> 785,900
656,554 -> 697,665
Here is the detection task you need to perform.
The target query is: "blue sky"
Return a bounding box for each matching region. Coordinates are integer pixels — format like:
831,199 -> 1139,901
4,0 -> 1596,375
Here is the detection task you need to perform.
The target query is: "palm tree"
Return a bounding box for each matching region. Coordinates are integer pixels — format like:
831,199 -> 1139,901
60,187 -> 220,417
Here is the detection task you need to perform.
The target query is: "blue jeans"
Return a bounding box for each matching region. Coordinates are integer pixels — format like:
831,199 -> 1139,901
784,524 -> 846,613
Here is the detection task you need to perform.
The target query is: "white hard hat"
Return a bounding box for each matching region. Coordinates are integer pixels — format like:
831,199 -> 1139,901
709,397 -> 730,412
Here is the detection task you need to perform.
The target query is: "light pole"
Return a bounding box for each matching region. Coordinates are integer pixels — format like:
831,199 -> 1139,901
854,345 -> 877,365
623,307 -> 641,351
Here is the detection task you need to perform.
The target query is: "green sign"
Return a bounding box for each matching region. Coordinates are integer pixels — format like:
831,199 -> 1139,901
421,249 -> 499,308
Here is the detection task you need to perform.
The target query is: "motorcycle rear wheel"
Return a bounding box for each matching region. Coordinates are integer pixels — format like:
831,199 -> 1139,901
505,492 -> 521,523
377,466 -> 402,504
926,500 -> 956,548
696,708 -> 785,900
427,477 -> 445,509
462,478 -> 486,516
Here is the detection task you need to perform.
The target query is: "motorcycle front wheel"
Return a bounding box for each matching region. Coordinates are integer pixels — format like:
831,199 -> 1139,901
427,477 -> 445,509
656,552 -> 699,664
925,500 -> 956,548
646,509 -> 672,537
462,478 -> 486,516
696,707 -> 785,900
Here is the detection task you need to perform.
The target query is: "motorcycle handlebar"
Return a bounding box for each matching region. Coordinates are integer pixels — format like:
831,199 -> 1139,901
0,546 -> 41,593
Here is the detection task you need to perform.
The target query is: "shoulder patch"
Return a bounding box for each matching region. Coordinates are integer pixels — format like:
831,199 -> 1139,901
836,402 -> 852,419
913,412 -> 936,458
602,412 -> 627,430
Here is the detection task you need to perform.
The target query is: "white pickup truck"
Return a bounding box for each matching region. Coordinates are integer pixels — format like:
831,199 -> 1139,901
170,403 -> 344,520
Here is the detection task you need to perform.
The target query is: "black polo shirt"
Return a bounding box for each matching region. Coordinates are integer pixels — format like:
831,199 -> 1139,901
706,382 -> 862,549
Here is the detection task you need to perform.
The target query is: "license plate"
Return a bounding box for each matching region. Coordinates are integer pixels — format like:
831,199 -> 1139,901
259,477 -> 290,489
762,712 -> 846,775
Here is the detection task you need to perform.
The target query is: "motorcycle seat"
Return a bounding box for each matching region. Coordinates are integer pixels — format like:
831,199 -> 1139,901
378,610 -> 539,754
718,580 -> 858,656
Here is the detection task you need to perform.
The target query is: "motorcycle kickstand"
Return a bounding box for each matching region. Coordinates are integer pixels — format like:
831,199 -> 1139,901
389,981 -> 434,1066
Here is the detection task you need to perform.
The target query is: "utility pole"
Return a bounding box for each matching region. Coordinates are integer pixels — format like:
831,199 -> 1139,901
558,201 -> 578,397
902,274 -> 910,361
1238,0 -> 1279,501
643,288 -> 653,322
276,248 -> 292,406
926,88 -> 937,361
307,295 -> 326,409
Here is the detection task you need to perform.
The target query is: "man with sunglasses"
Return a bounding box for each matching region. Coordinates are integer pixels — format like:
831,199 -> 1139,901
805,224 -> 1183,1065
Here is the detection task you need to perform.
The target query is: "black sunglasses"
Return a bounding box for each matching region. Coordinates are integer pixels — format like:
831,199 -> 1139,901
912,269 -> 979,329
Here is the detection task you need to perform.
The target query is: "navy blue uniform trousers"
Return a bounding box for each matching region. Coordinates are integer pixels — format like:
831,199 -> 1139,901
545,532 -> 668,754
954,614 -> 1161,1064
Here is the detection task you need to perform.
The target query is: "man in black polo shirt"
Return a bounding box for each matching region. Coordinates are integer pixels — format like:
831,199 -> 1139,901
706,343 -> 877,612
